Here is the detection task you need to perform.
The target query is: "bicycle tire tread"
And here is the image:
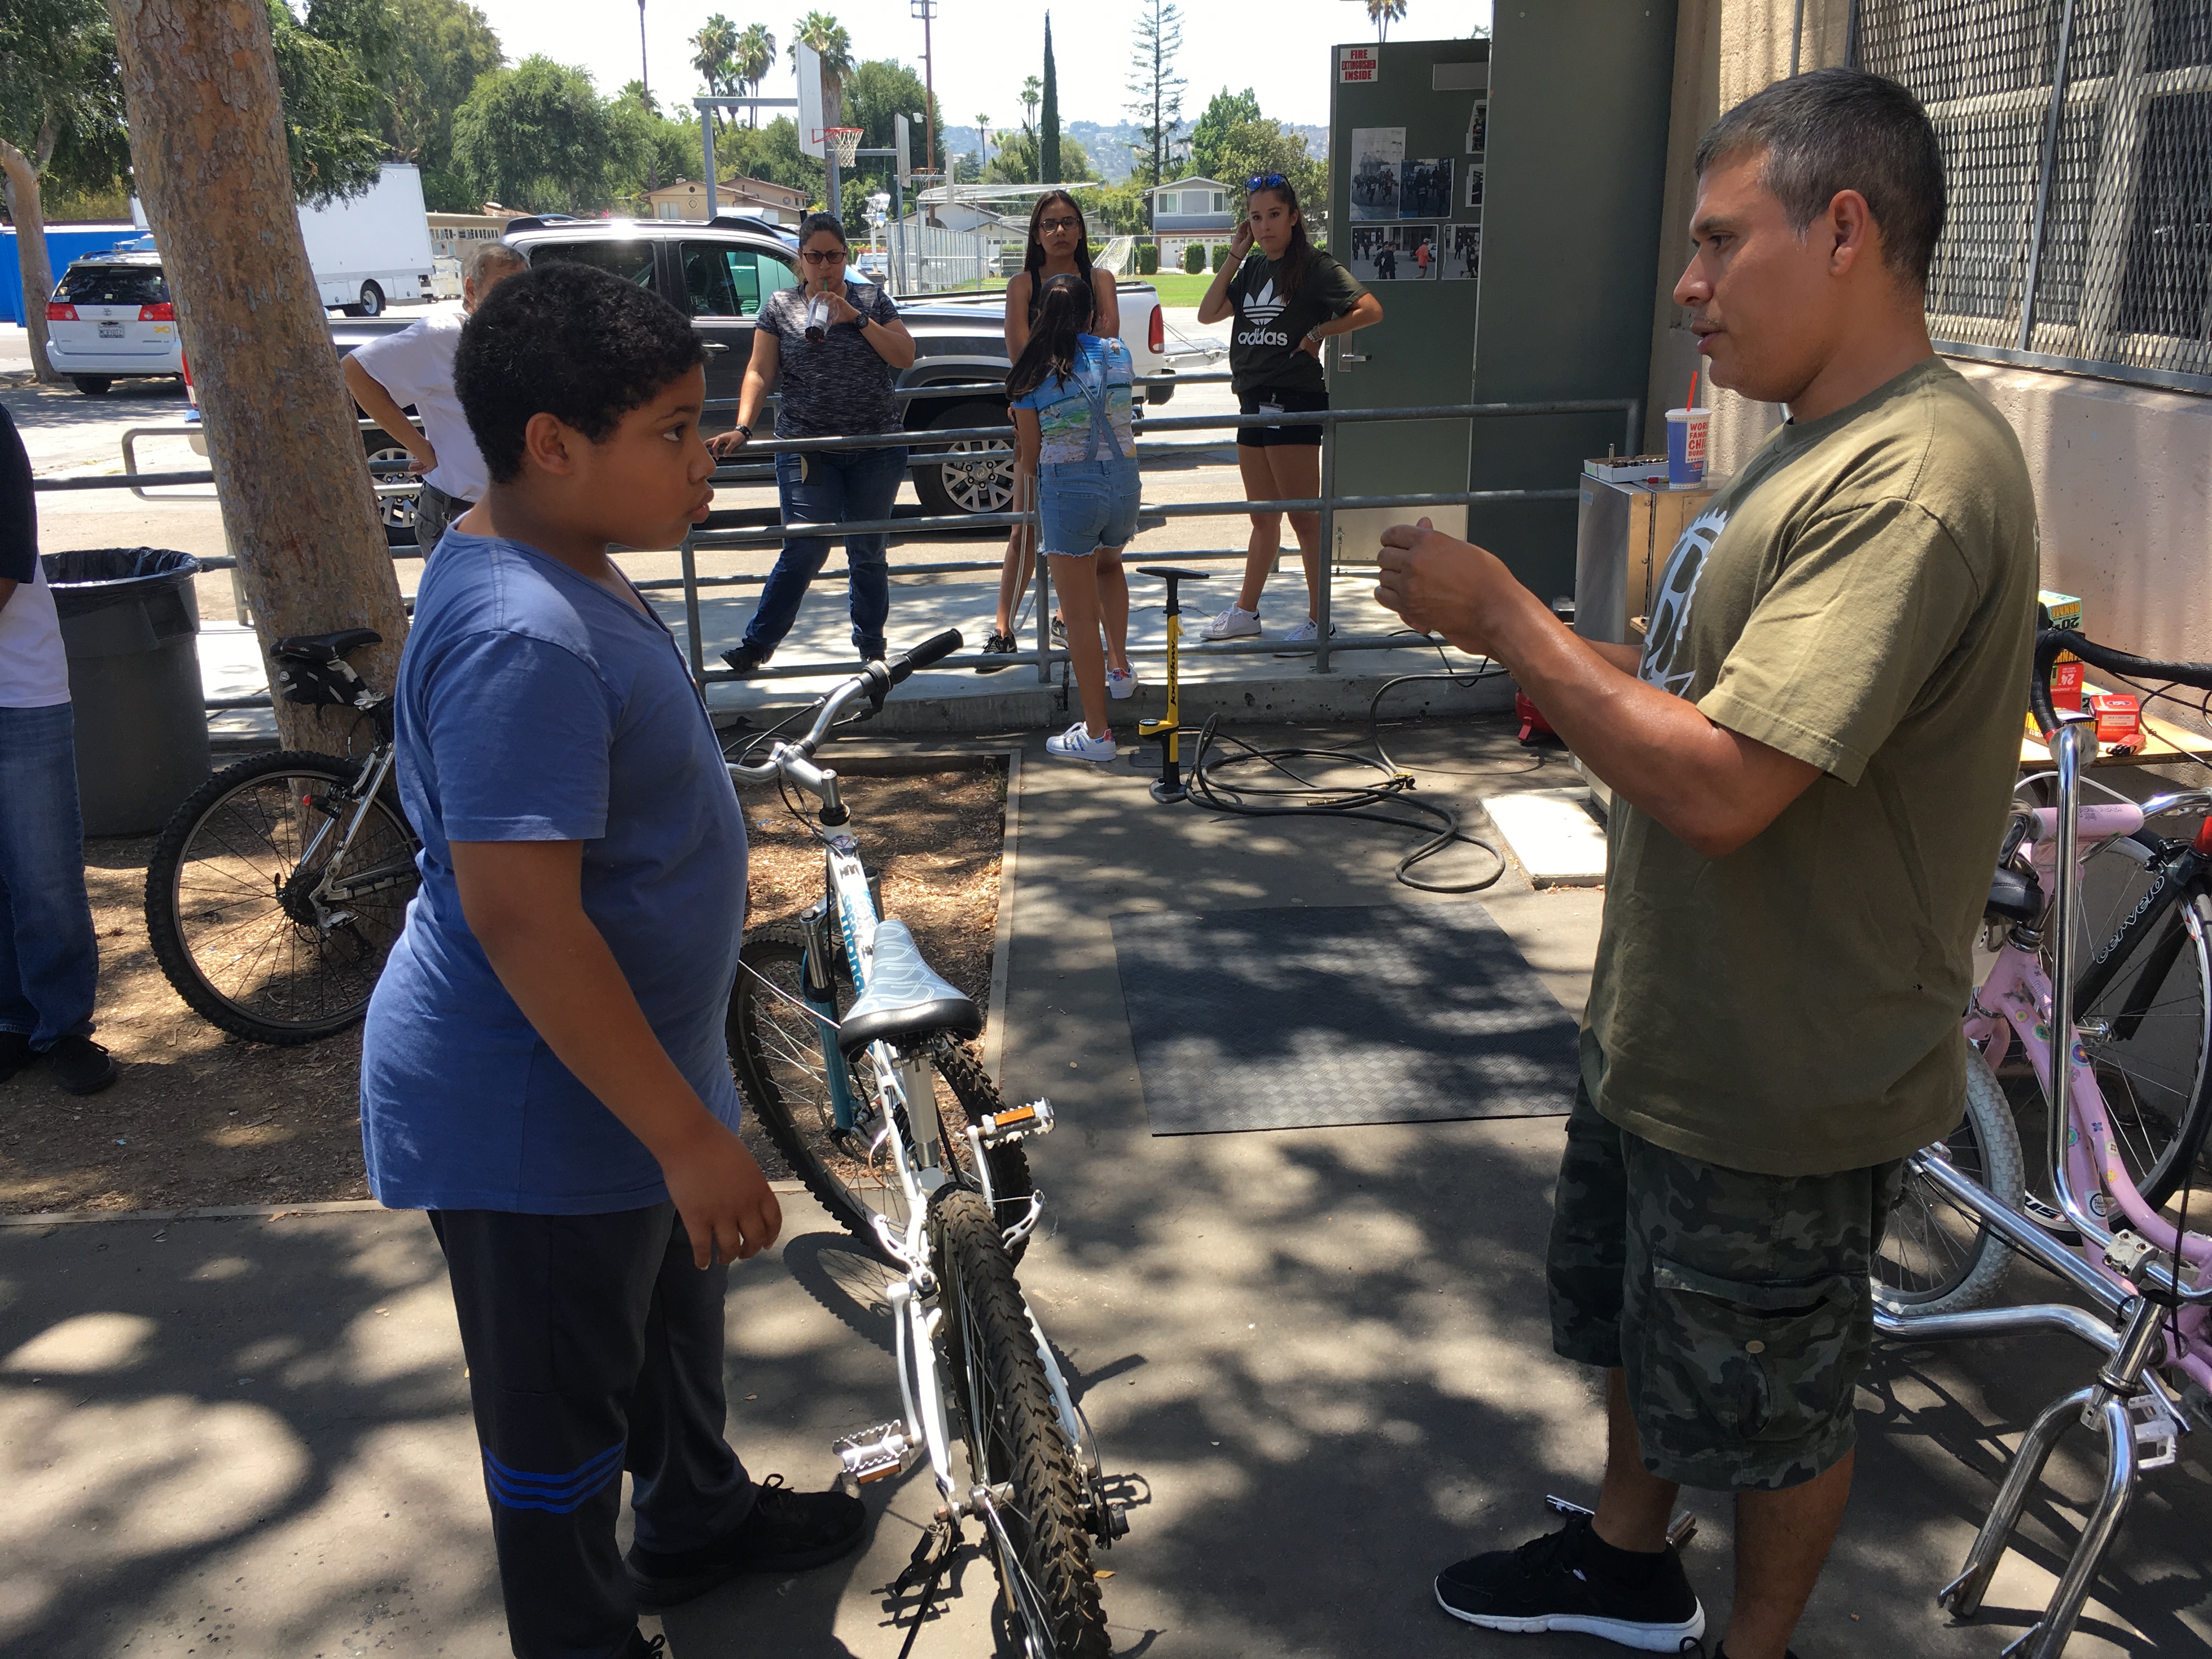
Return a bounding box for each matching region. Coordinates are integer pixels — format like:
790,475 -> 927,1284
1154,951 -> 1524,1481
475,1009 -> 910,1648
931,1186 -> 1110,1659
144,749 -> 390,1047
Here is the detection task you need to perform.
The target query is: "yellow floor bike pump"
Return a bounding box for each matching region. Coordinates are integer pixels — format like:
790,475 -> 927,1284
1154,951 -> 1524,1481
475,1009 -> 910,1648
1136,566 -> 1211,804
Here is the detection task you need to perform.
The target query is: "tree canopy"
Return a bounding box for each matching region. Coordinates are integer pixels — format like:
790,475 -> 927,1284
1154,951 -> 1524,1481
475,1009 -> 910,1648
383,0 -> 505,208
1040,16 -> 1061,189
1187,88 -> 1261,184
0,0 -> 131,208
1124,0 -> 1184,188
450,55 -> 628,212
266,0 -> 390,206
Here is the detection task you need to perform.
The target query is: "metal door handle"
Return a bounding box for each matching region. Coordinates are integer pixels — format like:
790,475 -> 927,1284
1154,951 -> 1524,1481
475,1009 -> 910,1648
701,341 -> 731,353
1339,351 -> 1370,364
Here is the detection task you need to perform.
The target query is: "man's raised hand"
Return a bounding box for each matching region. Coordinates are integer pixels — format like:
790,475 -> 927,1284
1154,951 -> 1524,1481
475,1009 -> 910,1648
1374,517 -> 1522,657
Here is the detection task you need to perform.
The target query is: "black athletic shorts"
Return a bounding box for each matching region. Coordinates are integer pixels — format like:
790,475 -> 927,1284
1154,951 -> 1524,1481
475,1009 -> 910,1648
1236,384 -> 1328,449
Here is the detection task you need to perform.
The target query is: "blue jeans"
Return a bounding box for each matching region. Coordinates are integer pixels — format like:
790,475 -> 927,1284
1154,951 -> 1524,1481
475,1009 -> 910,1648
0,702 -> 99,1047
742,444 -> 911,661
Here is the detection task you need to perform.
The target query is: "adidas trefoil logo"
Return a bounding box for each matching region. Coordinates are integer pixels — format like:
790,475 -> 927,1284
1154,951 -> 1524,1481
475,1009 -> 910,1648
1237,278 -> 1290,347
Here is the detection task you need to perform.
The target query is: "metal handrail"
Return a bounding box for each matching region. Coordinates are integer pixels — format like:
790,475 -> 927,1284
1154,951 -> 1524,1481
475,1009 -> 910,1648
80,394 -> 1637,709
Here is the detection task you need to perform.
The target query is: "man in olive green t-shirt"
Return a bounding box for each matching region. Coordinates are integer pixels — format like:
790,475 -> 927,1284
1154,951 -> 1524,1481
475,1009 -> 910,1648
1376,71 -> 2036,1659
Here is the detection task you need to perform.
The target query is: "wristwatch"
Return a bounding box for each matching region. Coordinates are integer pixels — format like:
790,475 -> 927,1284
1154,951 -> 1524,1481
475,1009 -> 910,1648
855,312 -> 871,330
735,423 -> 752,438
1305,327 -> 1327,346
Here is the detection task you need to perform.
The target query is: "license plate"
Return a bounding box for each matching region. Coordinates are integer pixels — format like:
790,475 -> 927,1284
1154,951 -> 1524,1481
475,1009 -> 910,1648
98,323 -> 125,337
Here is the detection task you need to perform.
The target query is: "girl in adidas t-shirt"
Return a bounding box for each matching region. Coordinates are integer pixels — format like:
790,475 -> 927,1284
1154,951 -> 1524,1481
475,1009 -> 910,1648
1006,274 -> 1141,764
1194,176 -> 1382,646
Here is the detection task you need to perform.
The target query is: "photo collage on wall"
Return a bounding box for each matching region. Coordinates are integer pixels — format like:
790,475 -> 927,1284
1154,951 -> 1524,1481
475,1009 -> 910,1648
1345,101 -> 1485,283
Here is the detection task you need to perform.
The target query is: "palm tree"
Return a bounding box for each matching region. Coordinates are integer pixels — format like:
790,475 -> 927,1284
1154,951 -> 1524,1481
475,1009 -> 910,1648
692,14 -> 738,128
977,112 -> 991,174
735,23 -> 777,127
1366,0 -> 1407,41
792,11 -> 854,128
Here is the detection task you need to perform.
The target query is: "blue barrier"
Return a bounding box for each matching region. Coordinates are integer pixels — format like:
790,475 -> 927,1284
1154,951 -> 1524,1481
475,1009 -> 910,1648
2,223 -> 148,326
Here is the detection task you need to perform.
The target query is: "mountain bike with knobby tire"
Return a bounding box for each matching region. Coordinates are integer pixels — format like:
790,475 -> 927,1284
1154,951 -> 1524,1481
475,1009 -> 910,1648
725,631 -> 1124,1659
144,629 -> 421,1045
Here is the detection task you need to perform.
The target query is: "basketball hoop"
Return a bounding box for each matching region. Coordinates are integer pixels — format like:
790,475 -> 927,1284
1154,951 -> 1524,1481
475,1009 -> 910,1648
826,127 -> 864,168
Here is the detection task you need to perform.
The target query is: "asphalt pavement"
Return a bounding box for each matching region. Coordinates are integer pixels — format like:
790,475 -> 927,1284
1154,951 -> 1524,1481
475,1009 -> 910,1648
7,718 -> 2211,1657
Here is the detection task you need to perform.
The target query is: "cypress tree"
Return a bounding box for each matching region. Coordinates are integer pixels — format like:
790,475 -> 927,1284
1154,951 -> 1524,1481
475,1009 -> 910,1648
1040,13 -> 1061,184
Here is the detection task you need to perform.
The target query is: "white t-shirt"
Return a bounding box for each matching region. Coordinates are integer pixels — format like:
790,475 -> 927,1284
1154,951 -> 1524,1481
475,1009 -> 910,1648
0,560 -> 72,710
348,308 -> 489,501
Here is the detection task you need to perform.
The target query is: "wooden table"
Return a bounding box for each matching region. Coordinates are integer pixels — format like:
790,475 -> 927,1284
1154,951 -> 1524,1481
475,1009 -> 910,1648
2020,681 -> 2212,770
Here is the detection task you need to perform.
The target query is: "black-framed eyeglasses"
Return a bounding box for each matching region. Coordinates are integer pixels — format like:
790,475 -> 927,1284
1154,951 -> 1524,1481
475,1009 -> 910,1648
1037,216 -> 1081,234
799,247 -> 847,264
1246,173 -> 1288,192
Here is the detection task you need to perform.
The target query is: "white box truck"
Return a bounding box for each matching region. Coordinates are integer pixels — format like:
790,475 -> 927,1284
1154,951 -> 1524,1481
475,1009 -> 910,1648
297,163 -> 436,315
131,162 -> 436,317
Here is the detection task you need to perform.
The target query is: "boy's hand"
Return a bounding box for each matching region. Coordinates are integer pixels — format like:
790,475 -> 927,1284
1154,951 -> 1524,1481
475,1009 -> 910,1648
662,1119 -> 783,1266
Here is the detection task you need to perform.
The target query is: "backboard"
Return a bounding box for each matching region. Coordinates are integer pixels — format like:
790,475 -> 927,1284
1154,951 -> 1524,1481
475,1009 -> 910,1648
796,42 -> 825,158
895,113 -> 912,187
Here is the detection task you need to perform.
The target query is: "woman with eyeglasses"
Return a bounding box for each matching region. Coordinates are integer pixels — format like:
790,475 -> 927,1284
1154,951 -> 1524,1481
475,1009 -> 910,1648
975,190 -> 1119,673
1194,174 -> 1383,645
710,212 -> 917,674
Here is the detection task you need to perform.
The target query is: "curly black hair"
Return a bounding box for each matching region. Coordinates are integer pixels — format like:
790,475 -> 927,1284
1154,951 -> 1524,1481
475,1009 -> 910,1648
454,258 -> 707,484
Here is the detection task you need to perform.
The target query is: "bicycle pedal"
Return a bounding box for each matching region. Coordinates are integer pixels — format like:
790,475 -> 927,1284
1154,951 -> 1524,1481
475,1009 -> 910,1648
832,1420 -> 915,1485
2125,1393 -> 2182,1471
980,1098 -> 1054,1144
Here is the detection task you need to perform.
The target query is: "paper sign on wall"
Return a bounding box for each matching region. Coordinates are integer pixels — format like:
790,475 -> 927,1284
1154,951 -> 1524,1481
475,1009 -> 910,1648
1339,46 -> 1379,83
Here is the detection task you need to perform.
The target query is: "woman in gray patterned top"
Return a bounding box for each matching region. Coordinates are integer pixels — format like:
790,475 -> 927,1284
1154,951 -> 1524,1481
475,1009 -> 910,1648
710,213 -> 917,672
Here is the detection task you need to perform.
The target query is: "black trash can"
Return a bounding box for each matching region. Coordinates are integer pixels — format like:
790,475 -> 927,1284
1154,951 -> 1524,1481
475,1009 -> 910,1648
44,548 -> 210,836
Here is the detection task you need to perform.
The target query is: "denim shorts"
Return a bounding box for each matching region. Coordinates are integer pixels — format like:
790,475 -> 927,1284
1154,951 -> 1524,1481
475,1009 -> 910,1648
1037,459 -> 1141,556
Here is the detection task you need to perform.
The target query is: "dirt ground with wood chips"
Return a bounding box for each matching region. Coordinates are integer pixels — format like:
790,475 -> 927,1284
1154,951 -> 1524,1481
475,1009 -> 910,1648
0,760 -> 1006,1214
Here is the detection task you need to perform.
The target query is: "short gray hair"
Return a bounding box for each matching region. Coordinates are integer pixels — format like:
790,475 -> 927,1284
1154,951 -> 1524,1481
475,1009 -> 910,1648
1694,68 -> 1946,289
464,241 -> 528,285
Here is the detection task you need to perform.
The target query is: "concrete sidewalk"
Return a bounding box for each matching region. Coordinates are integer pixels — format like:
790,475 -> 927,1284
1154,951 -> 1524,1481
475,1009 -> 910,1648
6,717 -> 2210,1657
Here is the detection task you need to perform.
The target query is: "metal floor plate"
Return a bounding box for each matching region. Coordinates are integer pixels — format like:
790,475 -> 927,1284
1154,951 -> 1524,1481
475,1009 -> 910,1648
1111,901 -> 1579,1136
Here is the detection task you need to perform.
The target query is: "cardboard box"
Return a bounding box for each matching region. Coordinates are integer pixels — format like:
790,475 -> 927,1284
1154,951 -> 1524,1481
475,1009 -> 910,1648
2092,692 -> 2141,751
2040,589 -> 2084,710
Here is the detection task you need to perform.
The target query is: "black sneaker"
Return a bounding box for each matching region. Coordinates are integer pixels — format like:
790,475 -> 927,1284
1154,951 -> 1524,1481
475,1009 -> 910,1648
1434,1515 -> 1705,1651
0,1031 -> 33,1084
1716,1646 -> 1800,1659
47,1036 -> 119,1096
976,629 -> 1018,674
616,1634 -> 664,1659
1050,614 -> 1068,643
721,641 -> 770,675
625,1475 -> 867,1610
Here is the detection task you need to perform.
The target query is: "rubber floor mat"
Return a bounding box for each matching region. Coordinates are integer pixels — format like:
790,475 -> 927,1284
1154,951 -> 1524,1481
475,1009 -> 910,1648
1111,901 -> 1579,1135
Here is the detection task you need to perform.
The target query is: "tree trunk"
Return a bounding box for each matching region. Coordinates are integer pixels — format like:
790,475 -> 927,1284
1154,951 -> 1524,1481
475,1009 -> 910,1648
106,0 -> 409,755
0,136 -> 59,384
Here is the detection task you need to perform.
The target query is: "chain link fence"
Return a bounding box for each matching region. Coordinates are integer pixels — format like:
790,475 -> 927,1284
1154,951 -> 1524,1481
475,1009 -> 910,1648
1855,0 -> 2212,394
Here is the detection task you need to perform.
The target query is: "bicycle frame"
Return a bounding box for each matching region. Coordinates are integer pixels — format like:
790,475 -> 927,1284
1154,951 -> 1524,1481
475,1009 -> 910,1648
1887,723 -> 2212,1658
727,671 -> 1091,1535
294,741 -> 414,914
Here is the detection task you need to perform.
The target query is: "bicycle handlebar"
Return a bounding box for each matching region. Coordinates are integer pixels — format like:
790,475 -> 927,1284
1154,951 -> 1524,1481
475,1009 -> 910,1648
2030,628 -> 2212,738
726,630 -> 966,791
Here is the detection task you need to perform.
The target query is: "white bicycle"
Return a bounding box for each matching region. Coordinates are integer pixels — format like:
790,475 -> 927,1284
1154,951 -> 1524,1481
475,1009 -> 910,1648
725,631 -> 1126,1658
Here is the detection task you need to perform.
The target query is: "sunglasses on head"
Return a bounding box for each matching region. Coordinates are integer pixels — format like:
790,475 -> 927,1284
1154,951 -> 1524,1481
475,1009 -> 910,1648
1246,173 -> 1288,192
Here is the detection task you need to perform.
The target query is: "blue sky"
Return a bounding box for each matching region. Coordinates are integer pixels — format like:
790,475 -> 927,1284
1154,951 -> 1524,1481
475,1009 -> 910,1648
465,0 -> 1494,137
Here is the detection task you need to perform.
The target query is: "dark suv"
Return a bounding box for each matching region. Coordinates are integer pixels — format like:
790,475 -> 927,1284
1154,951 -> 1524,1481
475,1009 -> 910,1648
330,214 -> 1170,529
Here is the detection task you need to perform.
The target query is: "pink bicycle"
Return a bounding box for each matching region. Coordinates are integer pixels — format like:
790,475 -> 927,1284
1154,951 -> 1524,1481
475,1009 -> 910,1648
1871,629 -> 2212,1659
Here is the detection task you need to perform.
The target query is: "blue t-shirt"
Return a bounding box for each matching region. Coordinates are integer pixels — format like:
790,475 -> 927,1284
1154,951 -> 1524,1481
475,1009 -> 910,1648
1009,335 -> 1135,466
360,533 -> 748,1213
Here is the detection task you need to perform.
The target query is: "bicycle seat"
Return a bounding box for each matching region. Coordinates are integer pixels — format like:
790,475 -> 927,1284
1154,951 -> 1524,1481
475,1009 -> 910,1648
1137,566 -> 1214,582
837,918 -> 981,1058
273,628 -> 382,664
1985,864 -> 2045,924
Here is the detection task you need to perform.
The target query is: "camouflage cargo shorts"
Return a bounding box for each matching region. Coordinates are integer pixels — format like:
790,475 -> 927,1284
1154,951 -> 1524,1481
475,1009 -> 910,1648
1547,1079 -> 1905,1492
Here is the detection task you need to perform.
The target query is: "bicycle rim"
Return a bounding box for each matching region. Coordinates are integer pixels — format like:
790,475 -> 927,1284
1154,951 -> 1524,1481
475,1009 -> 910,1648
153,754 -> 417,1042
1876,1044 -> 2024,1312
730,924 -> 1030,1252
931,1188 -> 1109,1659
2069,850 -> 2212,1206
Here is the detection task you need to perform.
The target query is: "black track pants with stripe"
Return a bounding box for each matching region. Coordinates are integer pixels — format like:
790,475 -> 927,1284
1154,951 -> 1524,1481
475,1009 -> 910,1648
431,1203 -> 757,1659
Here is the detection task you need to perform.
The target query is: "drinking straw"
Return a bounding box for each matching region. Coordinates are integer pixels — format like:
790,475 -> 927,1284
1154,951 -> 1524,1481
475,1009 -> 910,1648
1686,368 -> 1699,410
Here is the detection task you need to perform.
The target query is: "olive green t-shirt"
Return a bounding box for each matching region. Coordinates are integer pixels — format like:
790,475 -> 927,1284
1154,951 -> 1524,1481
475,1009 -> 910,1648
1583,359 -> 2038,1176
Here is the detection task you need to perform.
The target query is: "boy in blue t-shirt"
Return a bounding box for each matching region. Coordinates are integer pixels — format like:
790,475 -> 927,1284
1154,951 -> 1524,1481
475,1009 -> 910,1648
360,261 -> 864,1658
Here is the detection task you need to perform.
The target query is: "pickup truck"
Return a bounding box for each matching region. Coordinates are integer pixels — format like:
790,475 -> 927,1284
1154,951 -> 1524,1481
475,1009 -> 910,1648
329,214 -> 1176,537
